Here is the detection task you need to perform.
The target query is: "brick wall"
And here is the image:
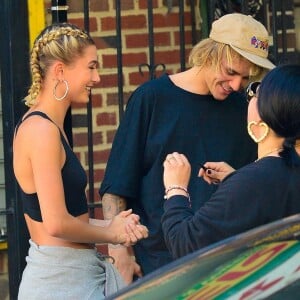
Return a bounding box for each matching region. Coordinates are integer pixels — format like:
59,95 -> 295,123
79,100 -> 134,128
44,0 -> 197,205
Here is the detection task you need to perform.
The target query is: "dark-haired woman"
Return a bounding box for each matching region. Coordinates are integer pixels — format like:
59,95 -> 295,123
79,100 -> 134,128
162,64 -> 300,259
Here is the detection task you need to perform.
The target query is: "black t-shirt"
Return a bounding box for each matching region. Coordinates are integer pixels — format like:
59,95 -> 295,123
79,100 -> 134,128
100,74 -> 256,274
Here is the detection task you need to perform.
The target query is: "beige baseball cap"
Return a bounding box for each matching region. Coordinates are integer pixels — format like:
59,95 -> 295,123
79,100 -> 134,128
209,13 -> 275,69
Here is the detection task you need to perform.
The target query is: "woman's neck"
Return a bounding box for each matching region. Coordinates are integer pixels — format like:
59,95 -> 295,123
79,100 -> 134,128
33,94 -> 70,129
257,136 -> 284,161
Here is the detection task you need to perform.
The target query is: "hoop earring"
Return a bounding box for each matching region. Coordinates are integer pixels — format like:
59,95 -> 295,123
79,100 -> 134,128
53,80 -> 69,101
247,121 -> 269,143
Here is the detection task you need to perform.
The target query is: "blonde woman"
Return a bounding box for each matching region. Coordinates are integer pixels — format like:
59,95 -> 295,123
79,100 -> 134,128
13,23 -> 148,299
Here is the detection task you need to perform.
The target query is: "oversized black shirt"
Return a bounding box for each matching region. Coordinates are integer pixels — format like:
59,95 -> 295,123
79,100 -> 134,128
100,74 -> 256,274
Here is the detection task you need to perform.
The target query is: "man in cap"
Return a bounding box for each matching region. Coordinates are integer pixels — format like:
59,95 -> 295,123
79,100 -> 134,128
99,13 -> 275,283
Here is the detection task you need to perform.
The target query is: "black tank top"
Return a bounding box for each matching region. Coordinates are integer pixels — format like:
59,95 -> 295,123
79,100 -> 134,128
15,111 -> 88,222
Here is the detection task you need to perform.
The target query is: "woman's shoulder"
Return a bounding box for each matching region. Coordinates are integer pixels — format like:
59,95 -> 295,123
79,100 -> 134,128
23,113 -> 55,130
16,112 -> 60,146
225,157 -> 292,186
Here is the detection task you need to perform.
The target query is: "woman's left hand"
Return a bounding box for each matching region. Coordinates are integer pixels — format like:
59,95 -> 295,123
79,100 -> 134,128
110,210 -> 149,247
163,152 -> 191,193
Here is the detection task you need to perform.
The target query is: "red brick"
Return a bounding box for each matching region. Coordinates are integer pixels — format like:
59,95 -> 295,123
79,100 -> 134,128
103,15 -> 148,31
106,92 -> 131,107
93,132 -> 103,146
107,129 -> 117,144
153,12 -> 180,27
90,0 -> 109,11
102,15 -> 147,31
73,132 -> 88,147
139,0 -> 159,9
106,92 -> 119,106
71,102 -> 86,109
126,32 -> 171,48
126,33 -> 150,48
102,52 -> 147,68
122,15 -> 147,30
90,94 -> 103,108
174,29 -> 193,46
96,112 -> 117,126
93,149 -> 111,164
94,36 -> 116,50
68,17 -> 97,33
87,17 -> 98,32
101,54 -> 117,68
154,49 -> 181,64
114,0 -> 135,10
123,52 -> 148,67
99,74 -> 119,88
129,71 -> 151,86
101,17 -> 116,31
123,92 -> 131,105
154,32 -> 172,46
92,207 -> 104,220
94,168 -> 105,183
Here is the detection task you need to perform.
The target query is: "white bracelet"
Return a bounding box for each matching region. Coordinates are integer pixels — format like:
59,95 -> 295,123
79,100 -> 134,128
164,185 -> 191,207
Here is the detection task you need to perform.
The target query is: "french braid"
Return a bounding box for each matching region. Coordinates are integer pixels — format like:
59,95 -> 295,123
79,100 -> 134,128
25,23 -> 95,107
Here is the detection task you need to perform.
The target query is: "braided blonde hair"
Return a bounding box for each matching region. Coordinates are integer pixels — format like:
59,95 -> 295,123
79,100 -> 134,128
25,23 -> 95,107
188,38 -> 264,81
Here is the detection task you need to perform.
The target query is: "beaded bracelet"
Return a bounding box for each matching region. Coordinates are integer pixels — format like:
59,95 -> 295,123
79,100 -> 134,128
164,185 -> 191,207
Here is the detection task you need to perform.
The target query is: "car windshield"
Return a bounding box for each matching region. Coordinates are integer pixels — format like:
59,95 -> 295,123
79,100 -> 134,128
107,214 -> 300,300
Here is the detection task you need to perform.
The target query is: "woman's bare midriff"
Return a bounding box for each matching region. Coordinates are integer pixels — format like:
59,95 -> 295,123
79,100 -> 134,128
24,213 -> 95,249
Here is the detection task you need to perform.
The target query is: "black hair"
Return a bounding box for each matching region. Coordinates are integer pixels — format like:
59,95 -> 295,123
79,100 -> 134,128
257,64 -> 300,167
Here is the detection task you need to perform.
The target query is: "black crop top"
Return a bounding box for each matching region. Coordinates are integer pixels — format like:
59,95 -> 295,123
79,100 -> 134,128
15,111 -> 88,222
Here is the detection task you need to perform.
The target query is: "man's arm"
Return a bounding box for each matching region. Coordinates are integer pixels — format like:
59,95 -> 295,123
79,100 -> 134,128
101,193 -> 143,283
102,193 -> 127,219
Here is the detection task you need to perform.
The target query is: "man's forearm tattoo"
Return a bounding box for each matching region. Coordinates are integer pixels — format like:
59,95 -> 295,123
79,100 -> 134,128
101,193 -> 127,220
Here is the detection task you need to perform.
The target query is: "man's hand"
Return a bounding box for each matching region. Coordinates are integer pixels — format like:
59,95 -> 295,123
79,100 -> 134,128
102,193 -> 144,283
108,246 -> 143,284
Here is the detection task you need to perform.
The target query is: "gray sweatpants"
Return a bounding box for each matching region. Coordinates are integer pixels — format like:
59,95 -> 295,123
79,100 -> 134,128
18,240 -> 125,300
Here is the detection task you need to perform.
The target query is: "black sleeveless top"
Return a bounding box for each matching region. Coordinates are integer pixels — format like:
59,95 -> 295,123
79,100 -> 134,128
15,111 -> 88,222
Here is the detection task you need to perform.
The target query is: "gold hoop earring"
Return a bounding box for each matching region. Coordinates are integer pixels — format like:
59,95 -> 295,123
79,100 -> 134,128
53,80 -> 69,101
247,121 -> 269,143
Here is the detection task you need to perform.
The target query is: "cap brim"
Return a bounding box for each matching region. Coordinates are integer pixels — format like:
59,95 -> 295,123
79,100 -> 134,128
230,45 -> 276,70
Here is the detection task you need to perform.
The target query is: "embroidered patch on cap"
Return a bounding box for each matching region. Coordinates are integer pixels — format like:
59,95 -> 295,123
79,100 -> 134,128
251,36 -> 269,51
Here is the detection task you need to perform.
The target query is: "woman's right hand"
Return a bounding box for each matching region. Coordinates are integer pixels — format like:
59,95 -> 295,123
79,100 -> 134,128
198,161 -> 235,184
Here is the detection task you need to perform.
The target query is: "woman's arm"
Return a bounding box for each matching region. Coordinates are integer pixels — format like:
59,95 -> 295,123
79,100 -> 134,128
27,120 -> 148,246
162,152 -> 257,258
